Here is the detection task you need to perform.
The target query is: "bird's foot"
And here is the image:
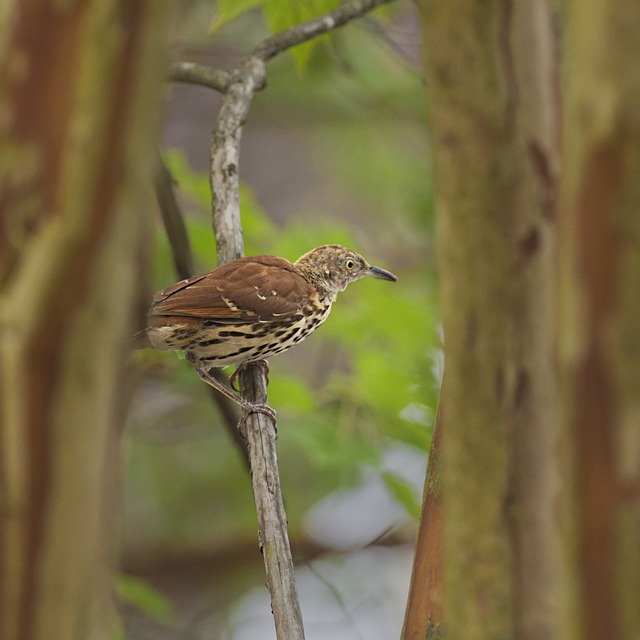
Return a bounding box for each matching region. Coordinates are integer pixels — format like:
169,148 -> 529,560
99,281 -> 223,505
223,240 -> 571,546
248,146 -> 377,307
230,359 -> 270,391
189,358 -> 276,432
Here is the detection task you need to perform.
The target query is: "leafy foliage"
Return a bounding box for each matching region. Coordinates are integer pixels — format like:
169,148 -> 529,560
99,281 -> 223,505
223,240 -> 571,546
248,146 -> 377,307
213,0 -> 342,72
212,0 -> 395,73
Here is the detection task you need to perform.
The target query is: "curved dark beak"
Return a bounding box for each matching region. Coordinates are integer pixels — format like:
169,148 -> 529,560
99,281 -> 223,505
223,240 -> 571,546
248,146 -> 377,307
366,265 -> 398,282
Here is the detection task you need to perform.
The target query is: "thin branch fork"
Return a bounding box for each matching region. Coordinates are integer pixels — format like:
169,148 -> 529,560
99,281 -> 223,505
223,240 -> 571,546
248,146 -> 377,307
167,0 -> 395,92
168,1 -> 398,638
208,49 -> 297,633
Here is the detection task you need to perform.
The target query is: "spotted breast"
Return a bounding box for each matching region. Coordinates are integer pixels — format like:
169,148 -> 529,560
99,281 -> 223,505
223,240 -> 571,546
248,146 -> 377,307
140,244 -> 397,373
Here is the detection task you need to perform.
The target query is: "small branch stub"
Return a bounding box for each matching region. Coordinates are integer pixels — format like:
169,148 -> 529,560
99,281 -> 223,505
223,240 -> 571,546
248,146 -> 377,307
169,61 -> 231,92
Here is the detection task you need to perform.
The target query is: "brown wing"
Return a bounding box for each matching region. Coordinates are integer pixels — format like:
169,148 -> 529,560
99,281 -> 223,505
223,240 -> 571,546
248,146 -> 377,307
148,255 -> 312,323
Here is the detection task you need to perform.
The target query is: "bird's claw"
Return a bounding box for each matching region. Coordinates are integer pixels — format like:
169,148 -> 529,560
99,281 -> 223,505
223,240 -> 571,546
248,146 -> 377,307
188,357 -> 276,432
230,360 -> 270,392
237,401 -> 277,434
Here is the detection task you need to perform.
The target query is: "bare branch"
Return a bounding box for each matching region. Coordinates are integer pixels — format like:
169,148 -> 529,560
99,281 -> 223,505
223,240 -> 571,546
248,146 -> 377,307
252,0 -> 395,61
210,57 -> 266,264
208,49 -> 302,637
169,61 -> 231,92
238,367 -> 305,638
204,1 -> 398,637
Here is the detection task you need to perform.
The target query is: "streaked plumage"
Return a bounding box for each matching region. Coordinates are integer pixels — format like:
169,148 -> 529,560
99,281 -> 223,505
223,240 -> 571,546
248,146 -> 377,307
142,245 -> 397,369
137,245 -> 397,419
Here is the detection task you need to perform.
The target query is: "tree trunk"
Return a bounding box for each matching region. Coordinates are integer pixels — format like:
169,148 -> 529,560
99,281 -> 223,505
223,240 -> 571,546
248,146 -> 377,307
559,1 -> 640,638
418,1 -> 561,638
0,3 -> 168,639
402,394 -> 444,640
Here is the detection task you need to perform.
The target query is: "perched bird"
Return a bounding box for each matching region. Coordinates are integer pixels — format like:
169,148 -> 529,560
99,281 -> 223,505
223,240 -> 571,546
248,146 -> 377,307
136,245 -> 397,421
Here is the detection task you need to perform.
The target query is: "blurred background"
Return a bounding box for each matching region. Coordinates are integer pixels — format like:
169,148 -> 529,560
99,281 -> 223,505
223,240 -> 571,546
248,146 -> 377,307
123,2 -> 438,637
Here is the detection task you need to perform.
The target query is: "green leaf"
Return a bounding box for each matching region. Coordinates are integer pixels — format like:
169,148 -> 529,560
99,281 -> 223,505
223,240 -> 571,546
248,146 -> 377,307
116,574 -> 174,621
264,0 -> 341,74
210,0 -> 346,72
382,471 -> 421,520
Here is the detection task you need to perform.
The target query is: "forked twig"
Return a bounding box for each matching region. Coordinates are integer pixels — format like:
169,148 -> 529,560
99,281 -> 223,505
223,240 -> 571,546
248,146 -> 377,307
176,1 -> 396,637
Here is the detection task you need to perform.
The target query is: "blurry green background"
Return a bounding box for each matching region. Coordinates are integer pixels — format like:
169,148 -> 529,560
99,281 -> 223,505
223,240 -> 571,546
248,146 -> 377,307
122,1 -> 437,638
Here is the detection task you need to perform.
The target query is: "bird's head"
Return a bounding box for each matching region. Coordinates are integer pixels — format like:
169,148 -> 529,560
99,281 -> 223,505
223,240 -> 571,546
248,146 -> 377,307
294,245 -> 397,297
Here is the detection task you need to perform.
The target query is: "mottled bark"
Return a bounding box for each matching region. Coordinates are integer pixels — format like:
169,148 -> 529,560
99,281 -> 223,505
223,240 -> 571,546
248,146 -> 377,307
0,2 -> 169,639
419,0 -> 561,638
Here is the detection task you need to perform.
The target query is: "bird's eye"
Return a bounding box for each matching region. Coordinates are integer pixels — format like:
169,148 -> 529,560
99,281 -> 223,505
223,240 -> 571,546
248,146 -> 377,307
344,259 -> 355,270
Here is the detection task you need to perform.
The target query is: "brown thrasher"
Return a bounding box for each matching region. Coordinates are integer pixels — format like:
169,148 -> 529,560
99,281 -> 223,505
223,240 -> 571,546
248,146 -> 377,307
136,245 -> 397,422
